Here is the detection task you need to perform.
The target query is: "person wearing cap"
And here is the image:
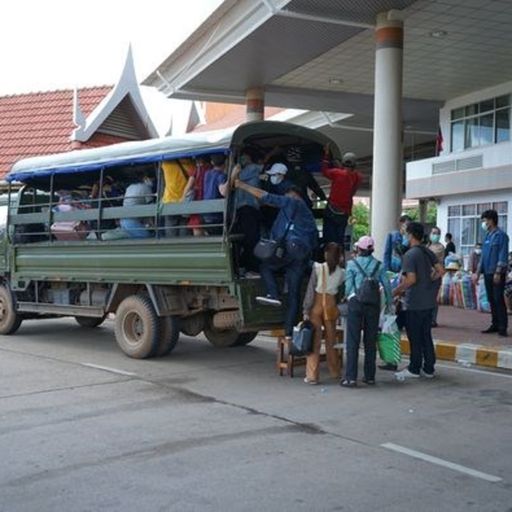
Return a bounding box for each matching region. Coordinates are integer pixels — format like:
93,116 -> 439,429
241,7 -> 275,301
393,222 -> 444,380
233,179 -> 318,341
321,145 -> 362,247
341,235 -> 392,388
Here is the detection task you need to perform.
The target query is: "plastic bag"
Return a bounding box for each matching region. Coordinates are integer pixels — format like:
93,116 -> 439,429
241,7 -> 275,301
477,277 -> 490,313
378,314 -> 401,366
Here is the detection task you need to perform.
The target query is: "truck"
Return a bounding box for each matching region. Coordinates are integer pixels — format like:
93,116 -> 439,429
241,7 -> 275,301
0,121 -> 340,358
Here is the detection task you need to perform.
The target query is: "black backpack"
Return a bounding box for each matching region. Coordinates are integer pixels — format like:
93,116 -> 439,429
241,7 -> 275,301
352,259 -> 381,306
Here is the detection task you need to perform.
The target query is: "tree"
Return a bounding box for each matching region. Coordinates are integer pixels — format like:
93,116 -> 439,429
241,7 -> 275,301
351,202 -> 370,242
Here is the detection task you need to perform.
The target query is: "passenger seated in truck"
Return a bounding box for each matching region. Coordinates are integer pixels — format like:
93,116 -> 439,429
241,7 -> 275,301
202,154 -> 228,236
187,155 -> 211,237
90,175 -> 123,233
161,159 -> 195,237
120,173 -> 155,239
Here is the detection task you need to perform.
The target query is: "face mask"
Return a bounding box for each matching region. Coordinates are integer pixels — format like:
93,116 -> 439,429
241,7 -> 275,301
402,235 -> 410,247
474,249 -> 482,255
144,178 -> 153,186
430,234 -> 441,243
481,221 -> 488,231
270,175 -> 283,185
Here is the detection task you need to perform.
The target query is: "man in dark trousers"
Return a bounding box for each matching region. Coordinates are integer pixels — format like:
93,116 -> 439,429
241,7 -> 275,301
393,222 -> 444,380
474,209 -> 509,337
233,177 -> 318,342
321,145 -> 362,247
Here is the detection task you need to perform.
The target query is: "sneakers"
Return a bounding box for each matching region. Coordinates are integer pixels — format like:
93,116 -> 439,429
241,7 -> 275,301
395,369 -> 420,380
421,370 -> 435,379
255,295 -> 282,307
303,377 -> 318,385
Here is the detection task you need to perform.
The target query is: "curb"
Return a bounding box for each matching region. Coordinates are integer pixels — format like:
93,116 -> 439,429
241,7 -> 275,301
400,338 -> 512,371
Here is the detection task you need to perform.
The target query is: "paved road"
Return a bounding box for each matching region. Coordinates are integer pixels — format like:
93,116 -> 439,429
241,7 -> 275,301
0,318 -> 511,512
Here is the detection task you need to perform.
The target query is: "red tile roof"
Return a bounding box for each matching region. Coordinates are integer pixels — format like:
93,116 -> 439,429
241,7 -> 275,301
0,86 -> 114,178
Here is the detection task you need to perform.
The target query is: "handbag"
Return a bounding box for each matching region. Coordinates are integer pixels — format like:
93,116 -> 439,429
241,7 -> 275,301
323,202 -> 347,225
321,263 -> 339,321
253,203 -> 298,261
290,320 -> 314,356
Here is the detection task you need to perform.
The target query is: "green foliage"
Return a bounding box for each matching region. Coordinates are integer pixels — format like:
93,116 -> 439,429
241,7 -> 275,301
351,202 -> 370,241
403,203 -> 438,226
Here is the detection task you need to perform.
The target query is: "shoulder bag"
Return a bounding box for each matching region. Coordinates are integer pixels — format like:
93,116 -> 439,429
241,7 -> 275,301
254,202 -> 298,262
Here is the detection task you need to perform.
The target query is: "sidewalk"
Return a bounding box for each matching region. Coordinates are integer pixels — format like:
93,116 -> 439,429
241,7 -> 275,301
400,305 -> 512,370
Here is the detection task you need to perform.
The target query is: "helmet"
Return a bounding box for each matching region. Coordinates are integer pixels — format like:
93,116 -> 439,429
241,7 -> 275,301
342,152 -> 357,168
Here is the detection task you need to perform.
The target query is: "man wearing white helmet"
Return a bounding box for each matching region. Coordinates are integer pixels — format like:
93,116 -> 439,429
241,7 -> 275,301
322,145 -> 362,249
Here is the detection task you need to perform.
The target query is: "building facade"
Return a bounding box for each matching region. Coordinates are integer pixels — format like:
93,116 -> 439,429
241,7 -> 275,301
407,80 -> 511,258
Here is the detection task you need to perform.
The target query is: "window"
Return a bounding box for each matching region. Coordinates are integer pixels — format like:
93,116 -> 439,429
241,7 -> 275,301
447,201 -> 508,257
450,94 -> 511,151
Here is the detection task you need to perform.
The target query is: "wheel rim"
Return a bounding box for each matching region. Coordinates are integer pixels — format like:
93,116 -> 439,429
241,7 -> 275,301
122,311 -> 145,347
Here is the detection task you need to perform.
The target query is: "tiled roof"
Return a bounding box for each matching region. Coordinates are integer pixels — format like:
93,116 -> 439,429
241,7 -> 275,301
0,86 -> 113,177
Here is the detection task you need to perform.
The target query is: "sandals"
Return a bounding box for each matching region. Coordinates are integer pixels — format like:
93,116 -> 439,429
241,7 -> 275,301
303,377 -> 318,385
340,379 -> 357,388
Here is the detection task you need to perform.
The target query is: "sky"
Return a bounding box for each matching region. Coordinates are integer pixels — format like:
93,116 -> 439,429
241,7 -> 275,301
0,0 -> 224,133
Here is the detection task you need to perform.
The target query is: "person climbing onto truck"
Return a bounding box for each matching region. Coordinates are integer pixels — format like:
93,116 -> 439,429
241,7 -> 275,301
233,178 -> 318,342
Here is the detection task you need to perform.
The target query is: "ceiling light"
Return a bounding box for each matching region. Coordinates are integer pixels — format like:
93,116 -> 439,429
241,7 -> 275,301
329,78 -> 343,85
430,30 -> 447,38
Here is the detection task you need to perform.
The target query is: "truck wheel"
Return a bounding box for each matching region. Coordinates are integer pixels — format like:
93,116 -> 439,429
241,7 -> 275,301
0,285 -> 22,335
156,316 -> 180,356
75,316 -> 106,328
114,295 -> 160,359
233,332 -> 258,346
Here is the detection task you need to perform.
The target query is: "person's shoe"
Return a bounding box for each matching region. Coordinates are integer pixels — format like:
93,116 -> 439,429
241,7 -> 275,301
395,369 -> 420,380
498,331 -> 508,338
255,295 -> 282,307
303,377 -> 318,385
378,363 -> 398,371
421,370 -> 435,379
362,378 -> 376,385
482,326 -> 499,334
340,379 -> 357,388
244,271 -> 261,279
431,321 -> 438,328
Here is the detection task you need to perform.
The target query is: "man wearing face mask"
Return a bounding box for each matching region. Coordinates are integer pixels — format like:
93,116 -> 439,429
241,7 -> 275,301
383,215 -> 412,273
474,210 -> 509,337
468,243 -> 482,274
428,227 -> 445,327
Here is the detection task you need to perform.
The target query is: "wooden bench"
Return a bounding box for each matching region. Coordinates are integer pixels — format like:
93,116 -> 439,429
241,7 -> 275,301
274,327 -> 344,377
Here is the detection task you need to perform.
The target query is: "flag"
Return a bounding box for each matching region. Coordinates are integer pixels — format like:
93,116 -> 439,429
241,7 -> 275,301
435,126 -> 443,156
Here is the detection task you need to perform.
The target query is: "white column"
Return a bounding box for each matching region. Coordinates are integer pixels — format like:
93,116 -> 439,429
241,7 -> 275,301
371,12 -> 404,256
245,87 -> 265,122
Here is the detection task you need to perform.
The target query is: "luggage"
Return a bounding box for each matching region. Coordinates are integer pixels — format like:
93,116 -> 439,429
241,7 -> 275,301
51,220 -> 89,241
289,321 -> 314,356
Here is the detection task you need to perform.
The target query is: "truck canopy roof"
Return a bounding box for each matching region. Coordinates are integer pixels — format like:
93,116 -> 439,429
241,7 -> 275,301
7,121 -> 339,184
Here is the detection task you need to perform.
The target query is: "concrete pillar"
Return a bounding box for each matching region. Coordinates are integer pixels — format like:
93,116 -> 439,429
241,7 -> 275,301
370,12 -> 404,256
245,87 -> 264,122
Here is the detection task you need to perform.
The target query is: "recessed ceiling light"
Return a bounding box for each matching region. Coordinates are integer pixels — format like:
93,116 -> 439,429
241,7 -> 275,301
329,78 -> 343,85
430,30 -> 447,38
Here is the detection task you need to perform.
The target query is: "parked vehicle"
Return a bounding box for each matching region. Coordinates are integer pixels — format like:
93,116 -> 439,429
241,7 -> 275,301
0,121 -> 340,358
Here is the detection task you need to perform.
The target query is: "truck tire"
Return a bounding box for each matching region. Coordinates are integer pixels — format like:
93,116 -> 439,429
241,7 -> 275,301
114,295 -> 160,359
0,285 -> 22,335
233,332 -> 258,346
156,316 -> 180,356
203,317 -> 257,348
75,316 -> 106,328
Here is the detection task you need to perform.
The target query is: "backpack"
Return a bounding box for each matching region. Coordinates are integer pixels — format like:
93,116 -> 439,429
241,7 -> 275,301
352,259 -> 381,306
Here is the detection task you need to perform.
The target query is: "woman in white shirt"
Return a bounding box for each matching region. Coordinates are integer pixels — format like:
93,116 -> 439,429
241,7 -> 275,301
302,243 -> 345,384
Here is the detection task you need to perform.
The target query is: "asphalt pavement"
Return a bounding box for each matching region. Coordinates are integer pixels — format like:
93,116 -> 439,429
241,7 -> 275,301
0,318 -> 511,512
